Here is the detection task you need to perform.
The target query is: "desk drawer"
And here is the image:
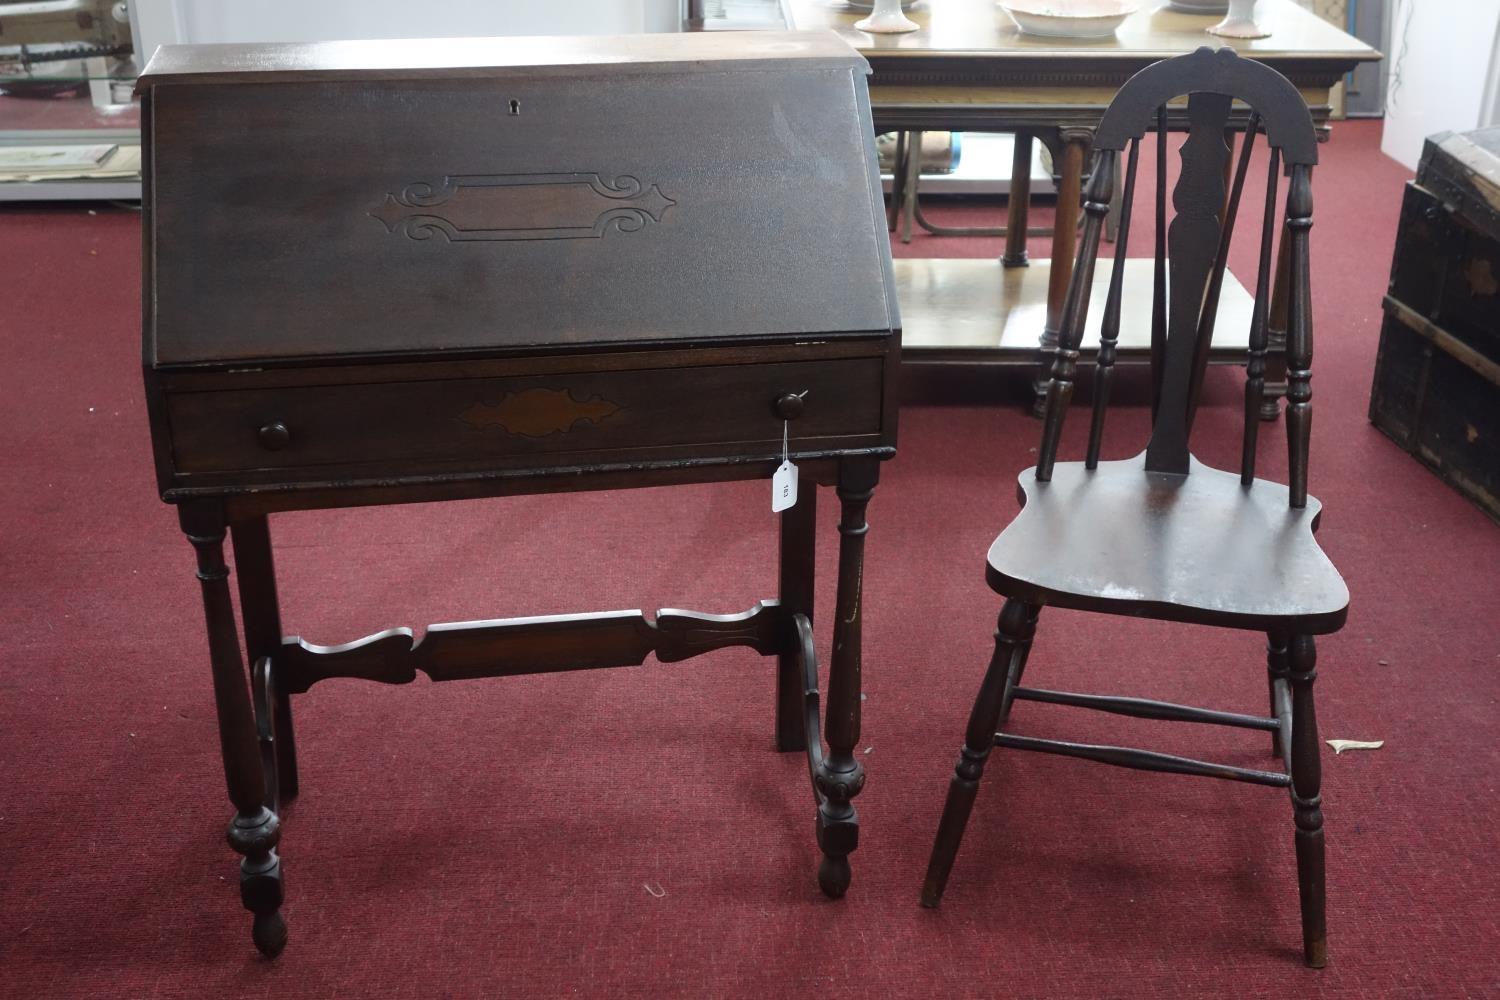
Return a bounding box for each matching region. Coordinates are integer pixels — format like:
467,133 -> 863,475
165,358 -> 884,477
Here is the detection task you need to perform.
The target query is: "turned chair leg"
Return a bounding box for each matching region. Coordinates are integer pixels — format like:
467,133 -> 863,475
182,504 -> 287,958
998,605 -> 1040,725
1266,633 -> 1289,760
1288,633 -> 1327,968
921,599 -> 1038,907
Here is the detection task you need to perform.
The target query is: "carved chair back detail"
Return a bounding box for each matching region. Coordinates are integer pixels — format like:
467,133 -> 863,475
1037,45 -> 1318,506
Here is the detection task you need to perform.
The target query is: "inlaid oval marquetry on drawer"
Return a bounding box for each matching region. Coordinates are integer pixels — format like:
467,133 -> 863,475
165,359 -> 884,477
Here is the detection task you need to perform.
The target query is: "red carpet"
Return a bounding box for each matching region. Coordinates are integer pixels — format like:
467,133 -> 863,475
2,120 -> 1497,997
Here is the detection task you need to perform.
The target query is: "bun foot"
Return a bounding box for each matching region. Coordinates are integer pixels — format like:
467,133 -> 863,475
252,911 -> 288,958
817,855 -> 852,898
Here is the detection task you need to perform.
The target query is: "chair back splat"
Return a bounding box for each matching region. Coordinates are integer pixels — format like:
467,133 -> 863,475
1035,47 -> 1318,506
1152,105 -> 1168,420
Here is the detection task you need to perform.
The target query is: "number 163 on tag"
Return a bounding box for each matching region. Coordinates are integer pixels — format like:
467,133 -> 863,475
772,460 -> 798,513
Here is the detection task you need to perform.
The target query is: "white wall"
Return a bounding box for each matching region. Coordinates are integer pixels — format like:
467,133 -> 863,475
132,0 -> 681,67
1380,0 -> 1500,170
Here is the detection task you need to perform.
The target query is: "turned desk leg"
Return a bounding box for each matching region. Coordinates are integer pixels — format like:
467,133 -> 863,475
815,458 -> 878,898
776,474 -> 817,753
231,515 -> 298,802
1035,127 -> 1093,417
180,503 -> 287,958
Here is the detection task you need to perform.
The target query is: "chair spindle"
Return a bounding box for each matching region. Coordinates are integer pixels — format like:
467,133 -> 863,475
1036,150 -> 1118,482
1151,105 -> 1168,420
1285,164 -> 1314,507
1241,146 -> 1281,484
1187,113 -> 1261,430
1086,138 -> 1141,470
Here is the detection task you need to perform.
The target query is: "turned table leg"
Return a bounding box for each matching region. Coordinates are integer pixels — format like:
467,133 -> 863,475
180,502 -> 287,958
1002,132 -> 1034,269
814,458 -> 878,898
1035,127 -> 1094,416
776,473 -> 817,753
898,130 -> 924,245
886,130 -> 908,233
231,515 -> 298,802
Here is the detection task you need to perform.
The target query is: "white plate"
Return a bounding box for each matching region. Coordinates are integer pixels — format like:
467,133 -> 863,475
1163,0 -> 1229,12
1000,1 -> 1139,38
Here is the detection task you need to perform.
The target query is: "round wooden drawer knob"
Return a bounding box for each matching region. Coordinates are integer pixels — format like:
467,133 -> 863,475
774,391 -> 808,420
258,420 -> 292,451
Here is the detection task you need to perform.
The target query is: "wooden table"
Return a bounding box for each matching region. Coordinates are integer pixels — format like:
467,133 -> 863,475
137,31 -> 900,957
699,0 -> 1380,409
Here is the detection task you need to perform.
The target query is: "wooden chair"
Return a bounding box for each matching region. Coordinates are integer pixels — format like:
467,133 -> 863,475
918,47 -> 1349,969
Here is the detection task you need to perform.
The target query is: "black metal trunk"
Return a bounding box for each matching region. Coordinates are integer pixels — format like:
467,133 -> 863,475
1371,126 -> 1500,524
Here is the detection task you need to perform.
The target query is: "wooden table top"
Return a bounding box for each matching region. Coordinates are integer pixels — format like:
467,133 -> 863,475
784,0 -> 1380,66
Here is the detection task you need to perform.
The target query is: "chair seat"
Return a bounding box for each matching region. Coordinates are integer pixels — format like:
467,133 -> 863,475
986,452 -> 1349,633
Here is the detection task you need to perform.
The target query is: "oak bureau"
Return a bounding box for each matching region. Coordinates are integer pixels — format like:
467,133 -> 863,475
137,30 -> 899,957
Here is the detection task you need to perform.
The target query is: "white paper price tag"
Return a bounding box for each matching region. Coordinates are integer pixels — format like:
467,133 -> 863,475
772,411 -> 801,513
772,459 -> 799,513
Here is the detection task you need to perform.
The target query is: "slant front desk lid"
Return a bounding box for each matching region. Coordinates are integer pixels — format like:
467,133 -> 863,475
139,31 -> 898,366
